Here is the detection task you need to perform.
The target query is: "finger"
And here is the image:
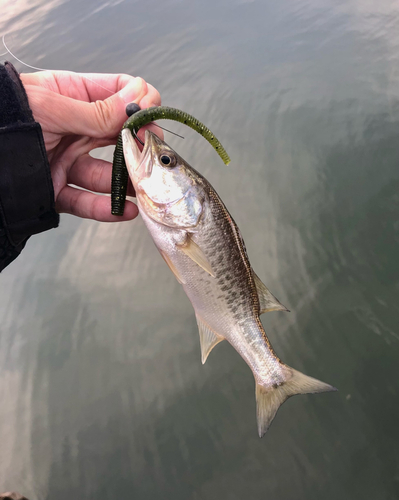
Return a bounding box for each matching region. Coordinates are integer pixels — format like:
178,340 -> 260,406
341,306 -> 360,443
73,74 -> 162,106
69,76 -> 160,138
138,83 -> 162,109
23,72 -> 137,102
25,77 -> 146,139
48,135 -> 116,178
68,155 -> 136,196
77,77 -> 163,138
56,186 -> 139,222
73,73 -> 137,101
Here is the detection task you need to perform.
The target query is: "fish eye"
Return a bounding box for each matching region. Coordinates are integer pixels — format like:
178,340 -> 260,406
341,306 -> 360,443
159,152 -> 176,168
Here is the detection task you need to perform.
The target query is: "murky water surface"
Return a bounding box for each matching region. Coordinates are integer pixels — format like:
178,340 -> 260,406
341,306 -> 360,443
1,1 -> 398,499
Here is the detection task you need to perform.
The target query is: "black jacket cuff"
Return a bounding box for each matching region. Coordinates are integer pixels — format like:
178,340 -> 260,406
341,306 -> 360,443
0,62 -> 59,271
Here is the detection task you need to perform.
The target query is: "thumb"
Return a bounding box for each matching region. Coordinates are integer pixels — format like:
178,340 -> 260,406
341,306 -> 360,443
44,77 -> 148,139
87,77 -> 148,138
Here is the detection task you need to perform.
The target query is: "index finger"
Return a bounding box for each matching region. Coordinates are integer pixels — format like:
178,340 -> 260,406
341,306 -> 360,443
22,71 -> 137,102
80,75 -> 162,109
75,73 -> 137,102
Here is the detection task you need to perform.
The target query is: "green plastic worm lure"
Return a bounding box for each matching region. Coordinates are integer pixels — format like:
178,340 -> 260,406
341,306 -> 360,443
111,106 -> 231,215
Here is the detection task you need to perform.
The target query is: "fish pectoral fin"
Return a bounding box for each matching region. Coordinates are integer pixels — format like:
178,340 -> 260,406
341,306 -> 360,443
159,250 -> 186,284
177,235 -> 215,277
195,314 -> 224,364
252,270 -> 290,314
255,367 -> 337,438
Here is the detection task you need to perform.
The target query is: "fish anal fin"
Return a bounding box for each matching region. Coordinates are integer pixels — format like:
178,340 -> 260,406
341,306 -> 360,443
159,249 -> 185,284
178,235 -> 215,278
255,367 -> 337,437
195,314 -> 224,364
252,271 -> 289,314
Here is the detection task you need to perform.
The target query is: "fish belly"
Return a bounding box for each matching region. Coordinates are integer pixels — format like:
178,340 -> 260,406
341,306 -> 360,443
137,198 -> 336,437
139,202 -> 280,379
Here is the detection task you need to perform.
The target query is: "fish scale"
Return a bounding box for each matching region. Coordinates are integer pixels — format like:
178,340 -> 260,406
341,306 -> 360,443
123,128 -> 336,437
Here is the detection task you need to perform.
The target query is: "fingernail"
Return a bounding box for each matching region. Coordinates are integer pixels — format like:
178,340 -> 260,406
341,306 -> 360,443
119,78 -> 144,104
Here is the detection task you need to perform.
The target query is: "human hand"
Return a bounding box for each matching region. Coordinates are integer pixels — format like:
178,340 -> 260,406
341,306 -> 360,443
20,71 -> 162,222
0,492 -> 29,500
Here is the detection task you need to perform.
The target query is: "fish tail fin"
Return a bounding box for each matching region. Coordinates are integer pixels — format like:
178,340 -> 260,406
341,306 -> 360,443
255,366 -> 336,437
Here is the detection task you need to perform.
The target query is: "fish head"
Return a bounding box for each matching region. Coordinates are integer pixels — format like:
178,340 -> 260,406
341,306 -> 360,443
122,129 -> 203,228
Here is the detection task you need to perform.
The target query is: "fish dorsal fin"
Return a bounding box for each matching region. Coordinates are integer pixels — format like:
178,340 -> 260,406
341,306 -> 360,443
195,314 -> 224,364
177,235 -> 215,277
252,271 -> 289,314
159,249 -> 185,284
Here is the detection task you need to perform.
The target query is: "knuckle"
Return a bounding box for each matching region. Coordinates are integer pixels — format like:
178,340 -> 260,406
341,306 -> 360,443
92,196 -> 103,221
139,77 -> 148,95
91,161 -> 106,192
93,100 -> 114,135
69,190 -> 81,215
89,198 -> 96,221
149,84 -> 161,106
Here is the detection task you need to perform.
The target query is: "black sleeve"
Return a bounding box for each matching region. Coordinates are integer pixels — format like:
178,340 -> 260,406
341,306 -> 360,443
0,61 -> 59,272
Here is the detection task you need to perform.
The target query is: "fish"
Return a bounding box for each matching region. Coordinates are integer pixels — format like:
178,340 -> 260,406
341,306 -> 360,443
123,128 -> 336,437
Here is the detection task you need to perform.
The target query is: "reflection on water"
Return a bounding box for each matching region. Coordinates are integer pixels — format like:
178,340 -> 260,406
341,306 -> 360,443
1,0 -> 399,499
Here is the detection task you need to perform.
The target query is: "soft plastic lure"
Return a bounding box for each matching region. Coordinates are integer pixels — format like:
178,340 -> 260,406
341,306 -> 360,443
111,106 -> 231,215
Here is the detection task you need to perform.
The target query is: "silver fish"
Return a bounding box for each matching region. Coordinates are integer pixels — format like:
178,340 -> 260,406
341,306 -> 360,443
123,129 -> 336,437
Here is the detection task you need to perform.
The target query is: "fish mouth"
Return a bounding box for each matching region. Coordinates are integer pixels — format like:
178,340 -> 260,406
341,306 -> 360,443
122,129 -> 163,179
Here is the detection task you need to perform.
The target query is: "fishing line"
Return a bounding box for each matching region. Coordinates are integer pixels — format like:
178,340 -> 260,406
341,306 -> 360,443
2,33 -> 115,94
152,123 -> 184,139
1,33 -> 185,141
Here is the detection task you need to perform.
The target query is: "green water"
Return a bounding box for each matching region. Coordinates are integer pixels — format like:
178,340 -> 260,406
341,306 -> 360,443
0,1 -> 398,498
